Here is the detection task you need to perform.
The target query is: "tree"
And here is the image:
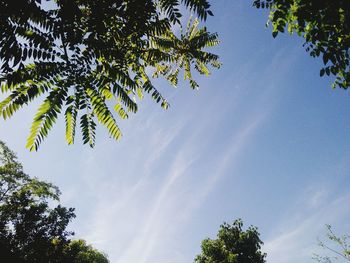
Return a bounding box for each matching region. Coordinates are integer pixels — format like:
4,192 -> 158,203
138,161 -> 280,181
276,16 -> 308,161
0,140 -> 109,262
313,225 -> 350,263
254,0 -> 350,89
0,0 -> 220,150
194,219 -> 266,263
62,240 -> 109,263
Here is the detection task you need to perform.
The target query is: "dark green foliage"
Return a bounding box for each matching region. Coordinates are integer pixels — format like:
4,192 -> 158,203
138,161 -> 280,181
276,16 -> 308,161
254,0 -> 350,89
194,219 -> 266,263
0,140 -> 109,262
0,0 -> 220,150
63,240 -> 109,263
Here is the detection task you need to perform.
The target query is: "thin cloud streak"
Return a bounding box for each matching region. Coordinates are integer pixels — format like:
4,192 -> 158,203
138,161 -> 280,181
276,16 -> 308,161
117,105 -> 272,263
115,108 -> 216,262
264,192 -> 350,263
178,112 -> 268,225
78,49 -> 284,261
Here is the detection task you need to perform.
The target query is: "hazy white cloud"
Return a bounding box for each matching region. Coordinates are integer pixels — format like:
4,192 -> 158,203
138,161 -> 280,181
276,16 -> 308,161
177,112 -> 268,225
74,85 -> 269,262
264,191 -> 350,263
68,41 -> 296,262
116,152 -> 195,263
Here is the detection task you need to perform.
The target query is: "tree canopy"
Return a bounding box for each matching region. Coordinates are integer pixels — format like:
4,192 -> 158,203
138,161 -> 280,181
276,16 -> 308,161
0,0 -> 220,150
194,219 -> 266,263
2,1 -> 350,150
254,0 -> 350,89
0,140 -> 109,262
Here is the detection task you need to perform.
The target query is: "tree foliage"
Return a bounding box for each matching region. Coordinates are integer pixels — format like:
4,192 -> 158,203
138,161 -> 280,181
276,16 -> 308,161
254,0 -> 350,89
0,0 -> 220,150
0,140 -> 109,262
194,219 -> 266,263
313,225 -> 350,263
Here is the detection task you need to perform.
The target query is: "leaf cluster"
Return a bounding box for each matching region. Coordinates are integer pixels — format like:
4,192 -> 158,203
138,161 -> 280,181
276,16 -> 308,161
0,141 -> 60,203
254,0 -> 350,89
194,219 -> 266,263
63,240 -> 109,263
0,0 -> 220,150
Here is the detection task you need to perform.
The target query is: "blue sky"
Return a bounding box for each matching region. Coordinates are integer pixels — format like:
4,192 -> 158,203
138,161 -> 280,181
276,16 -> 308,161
1,1 -> 350,262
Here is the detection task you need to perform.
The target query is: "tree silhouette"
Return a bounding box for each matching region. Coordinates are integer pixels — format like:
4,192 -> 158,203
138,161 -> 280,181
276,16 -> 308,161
0,140 -> 109,262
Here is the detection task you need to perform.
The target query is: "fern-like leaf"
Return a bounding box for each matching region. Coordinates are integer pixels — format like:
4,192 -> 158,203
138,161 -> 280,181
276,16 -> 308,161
65,100 -> 78,145
26,88 -> 67,151
80,113 -> 96,147
86,88 -> 122,142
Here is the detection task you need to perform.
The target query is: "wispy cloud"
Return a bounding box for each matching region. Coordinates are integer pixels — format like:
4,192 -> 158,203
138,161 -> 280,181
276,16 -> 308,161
264,191 -> 350,263
117,150 -> 196,263
72,90 -> 266,262
69,40 -> 296,262
177,112 -> 268,225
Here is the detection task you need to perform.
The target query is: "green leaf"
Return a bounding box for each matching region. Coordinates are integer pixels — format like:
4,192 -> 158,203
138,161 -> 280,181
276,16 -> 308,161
0,0 -> 220,149
65,103 -> 78,145
86,88 -> 122,142
80,113 -> 96,147
26,88 -> 67,151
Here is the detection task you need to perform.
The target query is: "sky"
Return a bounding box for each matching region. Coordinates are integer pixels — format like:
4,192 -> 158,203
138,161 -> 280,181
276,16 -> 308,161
1,1 -> 350,263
